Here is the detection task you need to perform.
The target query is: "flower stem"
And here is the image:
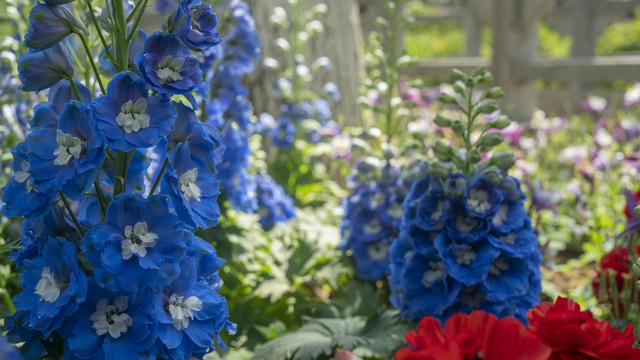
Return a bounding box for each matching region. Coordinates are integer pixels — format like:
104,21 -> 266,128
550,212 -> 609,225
94,178 -> 107,222
126,0 -> 149,43
0,288 -> 16,313
85,0 -> 114,62
78,34 -> 106,94
149,157 -> 168,196
59,192 -> 86,237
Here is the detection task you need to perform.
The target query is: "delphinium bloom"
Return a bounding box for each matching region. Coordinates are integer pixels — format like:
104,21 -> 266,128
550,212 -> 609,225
24,2 -> 87,51
388,69 -> 542,324
527,297 -> 640,360
340,159 -> 421,281
0,333 -> 19,360
4,0 -> 233,358
166,0 -> 221,51
255,173 -> 296,230
394,311 -> 551,360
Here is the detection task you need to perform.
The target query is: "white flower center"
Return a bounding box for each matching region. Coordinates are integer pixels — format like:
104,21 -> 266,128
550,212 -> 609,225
363,218 -> 382,235
453,245 -> 476,265
455,215 -> 478,234
467,189 -> 491,213
121,222 -> 158,260
116,98 -> 150,134
167,293 -> 202,331
35,267 -> 65,303
386,203 -> 403,220
14,160 -> 35,192
53,129 -> 83,166
492,204 -> 509,226
431,201 -> 444,221
91,296 -> 132,338
179,168 -> 201,202
370,193 -> 384,208
500,232 -> 517,245
489,258 -> 509,276
156,55 -> 185,84
367,241 -> 390,261
422,261 -> 445,288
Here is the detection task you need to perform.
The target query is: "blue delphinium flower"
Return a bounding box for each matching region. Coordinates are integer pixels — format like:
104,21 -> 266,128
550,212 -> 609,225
27,101 -> 107,199
0,332 -> 20,360
154,259 -> 229,359
18,43 -> 74,92
167,0 -> 221,51
217,125 -> 258,213
256,173 -> 296,230
65,280 -> 158,360
388,168 -> 542,323
340,161 -> 417,281
162,142 -> 222,229
5,310 -> 46,360
1,143 -> 50,219
91,71 -> 177,152
13,237 -> 88,337
82,193 -> 189,292
135,32 -> 206,97
24,3 -> 87,51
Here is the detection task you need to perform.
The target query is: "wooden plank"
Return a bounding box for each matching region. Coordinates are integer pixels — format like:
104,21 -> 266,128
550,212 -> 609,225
517,56 -> 640,82
401,57 -> 491,78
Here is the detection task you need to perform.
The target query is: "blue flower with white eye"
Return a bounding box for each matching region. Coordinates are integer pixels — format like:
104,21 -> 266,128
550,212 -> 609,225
482,254 -> 530,301
165,102 -> 224,173
463,175 -> 502,219
91,72 -> 177,152
487,221 -> 537,258
1,143 -> 50,219
135,32 -> 205,97
65,280 -> 158,360
414,190 -> 449,231
82,193 -> 189,292
27,101 -> 107,199
18,43 -> 74,92
13,237 -> 88,337
162,142 -> 221,229
168,0 -> 221,51
350,238 -> 393,281
270,118 -> 295,148
154,259 -> 230,359
255,174 -> 296,230
490,199 -> 528,233
498,176 -> 526,202
24,3 -> 86,51
434,233 -> 500,285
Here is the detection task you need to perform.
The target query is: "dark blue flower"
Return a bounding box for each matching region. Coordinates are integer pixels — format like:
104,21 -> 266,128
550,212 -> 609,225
82,193 -> 189,292
168,0 -> 221,51
223,170 -> 258,213
434,233 -> 500,285
463,175 -> 502,219
443,208 -> 490,243
162,142 -> 221,229
28,80 -> 92,132
135,32 -> 205,97
481,255 -> 529,301
5,310 -> 46,360
350,238 -> 393,281
0,332 -> 20,360
414,190 -> 449,231
13,237 -> 88,337
269,118 -> 296,148
18,43 -> 74,92
1,143 -> 50,219
256,174 -> 296,230
24,3 -> 87,51
490,199 -> 528,233
27,101 -> 107,199
66,280 -> 158,360
488,220 -> 538,258
154,259 -> 230,359
91,71 -> 176,152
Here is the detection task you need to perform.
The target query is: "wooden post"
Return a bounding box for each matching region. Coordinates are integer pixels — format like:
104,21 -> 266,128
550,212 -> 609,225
569,0 -> 596,106
464,8 -> 482,56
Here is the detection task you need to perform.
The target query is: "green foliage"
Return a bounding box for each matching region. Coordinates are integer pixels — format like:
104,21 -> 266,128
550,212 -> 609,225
252,311 -> 408,360
597,8 -> 640,55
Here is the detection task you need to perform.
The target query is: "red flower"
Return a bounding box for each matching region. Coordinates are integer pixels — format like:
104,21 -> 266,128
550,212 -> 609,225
527,296 -> 640,360
624,189 -> 640,219
394,311 -> 551,360
591,246 -> 639,313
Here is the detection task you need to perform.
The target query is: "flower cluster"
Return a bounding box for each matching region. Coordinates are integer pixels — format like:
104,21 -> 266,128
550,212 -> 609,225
3,1 -> 236,358
388,68 -> 542,324
261,2 -> 342,148
395,296 -> 640,360
255,173 -> 297,230
340,159 -> 422,281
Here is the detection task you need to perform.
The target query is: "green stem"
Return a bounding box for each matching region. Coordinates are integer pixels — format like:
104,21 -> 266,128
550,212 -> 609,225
78,34 -> 106,94
85,0 -> 114,62
126,0 -> 149,43
69,78 -> 82,100
113,152 -> 128,196
113,0 -> 129,72
127,0 -> 146,22
0,289 -> 16,313
149,157 -> 169,196
94,179 -> 107,222
59,192 -> 86,237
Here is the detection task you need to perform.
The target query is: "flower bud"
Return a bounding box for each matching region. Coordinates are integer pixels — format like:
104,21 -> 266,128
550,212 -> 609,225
633,257 -> 640,277
439,93 -> 458,105
477,132 -> 503,148
433,114 -> 452,128
482,166 -> 503,185
451,120 -> 465,136
433,141 -> 453,161
453,80 -> 466,95
468,149 -> 482,164
491,152 -> 516,170
477,101 -> 499,115
450,68 -> 466,81
485,86 -> 504,100
430,162 -> 452,179
478,72 -> 494,84
485,115 -> 510,130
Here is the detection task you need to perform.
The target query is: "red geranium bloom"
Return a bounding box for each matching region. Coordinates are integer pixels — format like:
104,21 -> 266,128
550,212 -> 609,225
394,311 -> 551,360
527,296 -> 640,360
591,246 -> 639,313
